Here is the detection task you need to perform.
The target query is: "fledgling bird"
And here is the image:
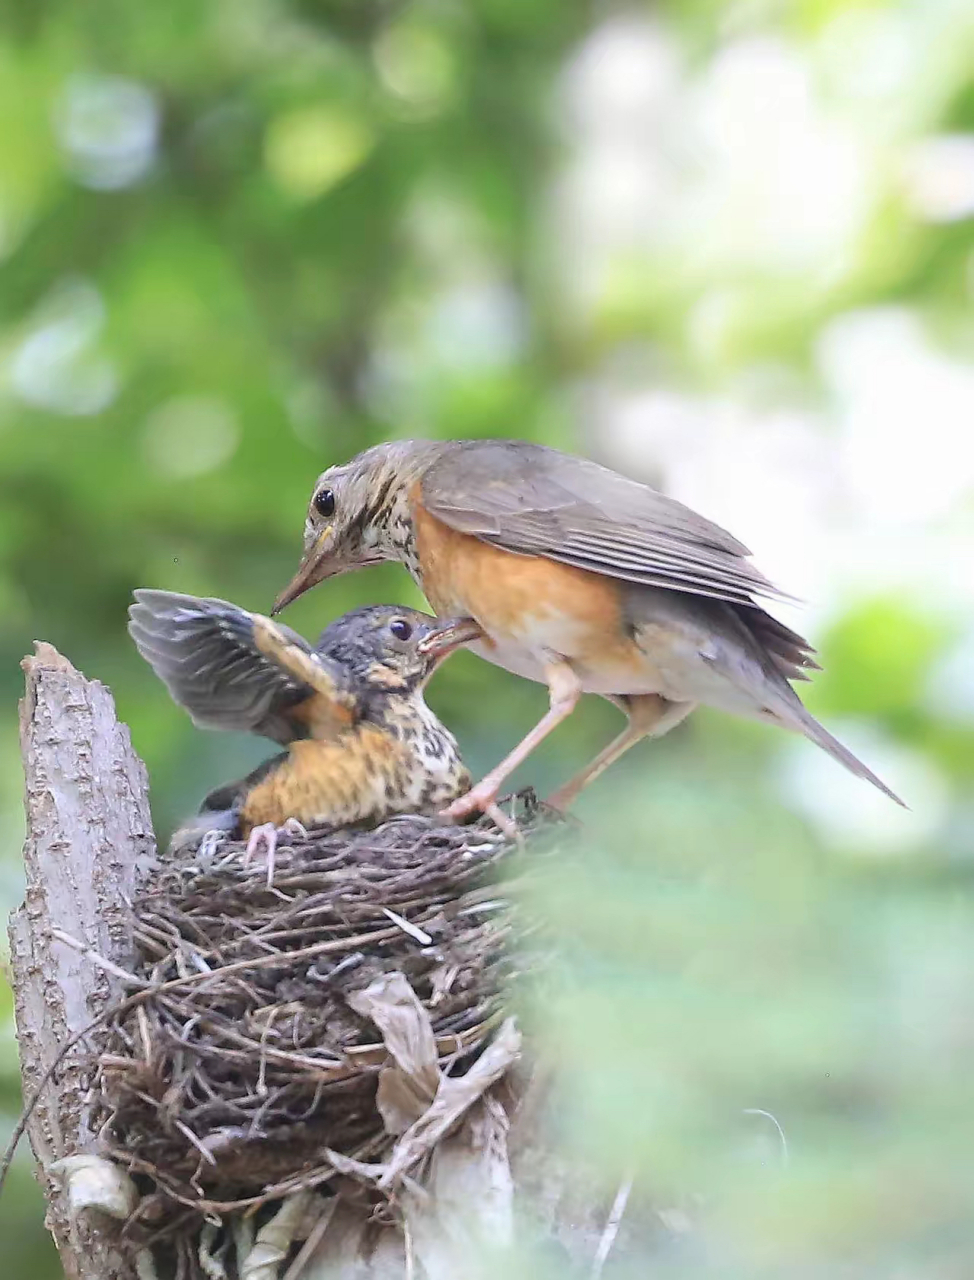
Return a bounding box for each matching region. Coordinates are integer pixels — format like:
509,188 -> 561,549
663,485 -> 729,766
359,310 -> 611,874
128,591 -> 486,874
271,438 -> 904,817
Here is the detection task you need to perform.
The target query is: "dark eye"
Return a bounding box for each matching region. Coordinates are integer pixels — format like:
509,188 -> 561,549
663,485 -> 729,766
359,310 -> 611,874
313,487 -> 335,518
389,618 -> 412,641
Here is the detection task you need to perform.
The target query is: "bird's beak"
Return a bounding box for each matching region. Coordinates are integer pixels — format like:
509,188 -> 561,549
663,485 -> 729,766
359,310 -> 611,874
417,616 -> 484,661
272,530 -> 343,615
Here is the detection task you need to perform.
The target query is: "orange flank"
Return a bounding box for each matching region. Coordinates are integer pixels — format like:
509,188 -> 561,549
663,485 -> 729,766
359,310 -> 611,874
275,439 -> 904,810
412,491 -> 648,682
239,727 -> 405,833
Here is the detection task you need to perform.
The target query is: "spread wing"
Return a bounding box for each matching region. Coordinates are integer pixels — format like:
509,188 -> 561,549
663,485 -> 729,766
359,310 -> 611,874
129,590 -> 358,744
420,439 -> 790,608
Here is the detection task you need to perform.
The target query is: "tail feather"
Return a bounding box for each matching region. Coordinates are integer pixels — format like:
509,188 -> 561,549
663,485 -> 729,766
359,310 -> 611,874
726,602 -> 905,807
786,703 -> 907,808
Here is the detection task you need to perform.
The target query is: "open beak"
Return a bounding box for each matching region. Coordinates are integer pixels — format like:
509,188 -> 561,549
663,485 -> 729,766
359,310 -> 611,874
417,616 -> 484,661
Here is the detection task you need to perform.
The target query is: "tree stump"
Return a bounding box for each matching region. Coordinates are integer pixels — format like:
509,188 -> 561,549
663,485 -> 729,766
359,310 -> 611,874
9,645 -> 155,1280
6,646 -> 629,1279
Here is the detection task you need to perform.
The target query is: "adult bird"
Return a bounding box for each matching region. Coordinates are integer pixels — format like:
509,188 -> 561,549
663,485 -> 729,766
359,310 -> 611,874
129,591 -> 487,876
271,438 -> 904,819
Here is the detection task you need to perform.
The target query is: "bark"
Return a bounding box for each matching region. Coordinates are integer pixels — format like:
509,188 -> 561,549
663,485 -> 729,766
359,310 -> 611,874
7,645 -> 631,1280
8,643 -> 156,1280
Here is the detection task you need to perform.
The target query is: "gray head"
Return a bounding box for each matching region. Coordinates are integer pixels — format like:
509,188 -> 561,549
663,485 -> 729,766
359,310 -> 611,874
314,604 -> 480,693
273,440 -> 447,614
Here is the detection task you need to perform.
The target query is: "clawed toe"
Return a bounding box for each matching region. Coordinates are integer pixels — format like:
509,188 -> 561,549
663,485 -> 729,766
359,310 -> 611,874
440,783 -> 498,823
542,787 -> 574,814
440,794 -> 480,823
244,822 -> 279,887
440,788 -> 522,844
197,829 -> 227,863
241,817 -> 310,887
484,802 -> 522,845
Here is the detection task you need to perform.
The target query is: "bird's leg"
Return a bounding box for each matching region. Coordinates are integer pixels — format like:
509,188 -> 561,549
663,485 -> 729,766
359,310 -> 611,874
244,822 -> 280,888
483,801 -> 523,846
242,818 -> 308,887
546,694 -> 695,812
442,658 -> 582,821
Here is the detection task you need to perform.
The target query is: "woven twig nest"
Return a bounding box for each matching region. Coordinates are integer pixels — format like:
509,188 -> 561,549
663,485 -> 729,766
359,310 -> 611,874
89,791 -> 561,1272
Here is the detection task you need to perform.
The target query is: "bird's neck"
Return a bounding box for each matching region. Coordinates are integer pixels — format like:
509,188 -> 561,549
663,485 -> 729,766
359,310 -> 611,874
365,688 -> 455,748
368,482 -> 421,578
363,444 -> 447,584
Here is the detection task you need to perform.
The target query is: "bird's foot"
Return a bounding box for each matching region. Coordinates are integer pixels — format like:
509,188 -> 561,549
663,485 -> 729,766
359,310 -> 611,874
441,786 -> 522,845
485,802 -> 523,846
244,822 -> 280,888
243,818 -> 308,886
196,828 -> 228,866
441,786 -> 492,823
541,784 -> 576,814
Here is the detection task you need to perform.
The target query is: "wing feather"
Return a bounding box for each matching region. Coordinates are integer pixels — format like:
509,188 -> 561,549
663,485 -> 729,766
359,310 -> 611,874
421,440 -> 790,607
129,589 -> 357,744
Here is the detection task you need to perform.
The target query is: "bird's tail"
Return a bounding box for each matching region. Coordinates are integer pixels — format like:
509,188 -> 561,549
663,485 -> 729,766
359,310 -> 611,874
784,701 -> 907,807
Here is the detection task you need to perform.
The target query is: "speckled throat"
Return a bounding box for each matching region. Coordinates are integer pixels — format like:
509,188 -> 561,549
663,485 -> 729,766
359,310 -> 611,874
375,482 -> 422,580
357,441 -> 448,584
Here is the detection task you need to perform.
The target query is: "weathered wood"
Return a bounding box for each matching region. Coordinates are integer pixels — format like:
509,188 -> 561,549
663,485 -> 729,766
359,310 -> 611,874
9,643 -> 156,1280
7,645 -> 626,1280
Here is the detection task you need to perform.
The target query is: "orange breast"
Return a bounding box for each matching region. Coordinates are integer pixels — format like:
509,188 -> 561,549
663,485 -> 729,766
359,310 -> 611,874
240,729 -> 404,833
411,493 -> 652,689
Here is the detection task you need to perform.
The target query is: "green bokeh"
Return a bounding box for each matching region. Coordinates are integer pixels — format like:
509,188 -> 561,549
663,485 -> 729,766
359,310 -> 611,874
0,1 -> 970,1275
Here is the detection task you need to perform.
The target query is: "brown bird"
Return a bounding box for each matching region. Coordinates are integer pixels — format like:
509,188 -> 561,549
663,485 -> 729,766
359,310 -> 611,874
128,590 -> 487,874
272,438 -> 904,818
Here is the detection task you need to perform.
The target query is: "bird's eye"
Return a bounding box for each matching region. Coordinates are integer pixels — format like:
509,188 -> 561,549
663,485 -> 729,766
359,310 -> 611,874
389,618 -> 412,641
313,487 -> 335,518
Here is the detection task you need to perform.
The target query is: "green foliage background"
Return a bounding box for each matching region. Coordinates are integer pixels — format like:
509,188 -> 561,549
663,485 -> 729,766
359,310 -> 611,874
0,1 -> 972,1275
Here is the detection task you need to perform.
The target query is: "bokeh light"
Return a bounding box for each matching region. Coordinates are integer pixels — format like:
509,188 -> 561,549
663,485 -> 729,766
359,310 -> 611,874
0,1 -> 971,1275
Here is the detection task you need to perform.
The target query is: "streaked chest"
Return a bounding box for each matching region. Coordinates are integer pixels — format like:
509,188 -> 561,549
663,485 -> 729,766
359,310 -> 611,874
395,702 -> 470,805
240,720 -> 467,832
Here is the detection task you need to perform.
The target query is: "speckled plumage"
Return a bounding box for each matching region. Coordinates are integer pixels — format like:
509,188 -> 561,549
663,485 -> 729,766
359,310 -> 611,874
272,438 -> 903,811
128,591 -> 477,845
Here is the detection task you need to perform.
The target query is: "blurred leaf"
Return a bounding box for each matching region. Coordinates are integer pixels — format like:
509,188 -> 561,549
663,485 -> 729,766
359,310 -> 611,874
0,0 -> 971,1272
815,598 -> 951,726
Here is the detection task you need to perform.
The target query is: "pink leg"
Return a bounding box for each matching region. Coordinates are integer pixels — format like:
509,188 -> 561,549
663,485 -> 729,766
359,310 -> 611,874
244,822 -> 279,888
547,694 -> 695,812
483,801 -> 522,845
442,659 -> 582,822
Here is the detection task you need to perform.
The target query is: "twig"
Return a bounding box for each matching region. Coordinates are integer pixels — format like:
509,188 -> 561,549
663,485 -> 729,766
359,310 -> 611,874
742,1108 -> 790,1168
0,978 -> 159,1197
403,1217 -> 415,1280
590,1177 -> 634,1278
380,907 -> 433,945
280,1197 -> 339,1280
173,1120 -> 218,1168
50,929 -> 149,988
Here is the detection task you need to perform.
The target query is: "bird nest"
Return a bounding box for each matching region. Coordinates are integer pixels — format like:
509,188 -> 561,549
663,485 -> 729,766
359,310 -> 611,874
90,791 -> 560,1258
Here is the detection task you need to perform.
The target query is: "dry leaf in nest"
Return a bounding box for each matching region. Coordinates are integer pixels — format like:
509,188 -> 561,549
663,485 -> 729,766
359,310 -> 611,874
91,792 -> 561,1247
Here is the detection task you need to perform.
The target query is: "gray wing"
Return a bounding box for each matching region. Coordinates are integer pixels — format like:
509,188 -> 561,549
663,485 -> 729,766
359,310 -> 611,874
128,590 -> 357,744
421,439 -> 790,607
